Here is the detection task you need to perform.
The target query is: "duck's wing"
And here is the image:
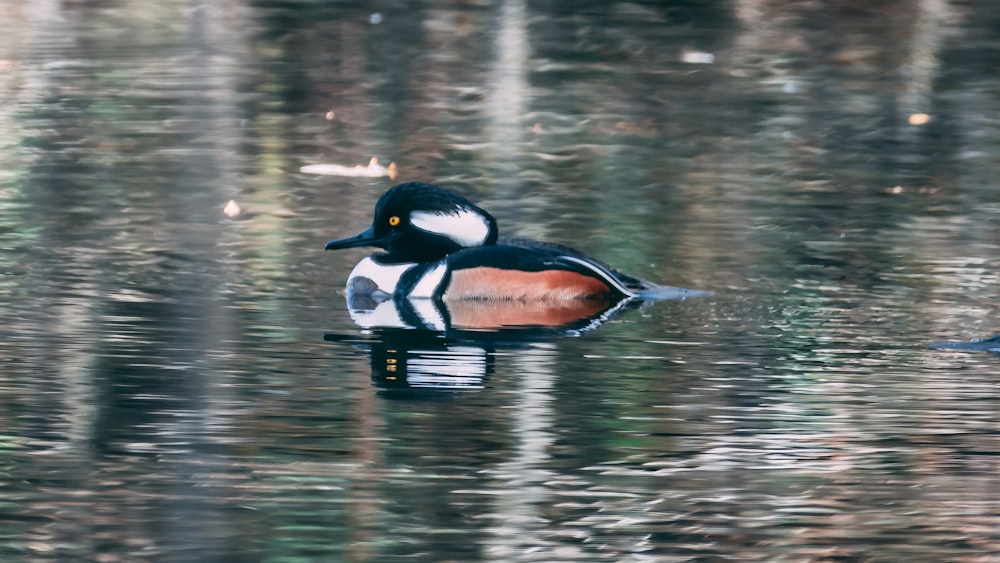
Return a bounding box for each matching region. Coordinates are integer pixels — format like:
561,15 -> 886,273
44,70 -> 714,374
498,237 -> 643,286
497,237 -> 711,300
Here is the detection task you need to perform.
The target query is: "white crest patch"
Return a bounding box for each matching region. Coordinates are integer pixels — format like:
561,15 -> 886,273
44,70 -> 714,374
410,208 -> 490,247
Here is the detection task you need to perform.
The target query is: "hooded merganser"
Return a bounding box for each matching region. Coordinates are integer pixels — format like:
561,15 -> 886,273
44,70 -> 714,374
324,182 -> 710,306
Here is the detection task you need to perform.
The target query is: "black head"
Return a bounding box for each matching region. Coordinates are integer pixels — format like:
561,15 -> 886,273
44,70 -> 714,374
324,182 -> 499,262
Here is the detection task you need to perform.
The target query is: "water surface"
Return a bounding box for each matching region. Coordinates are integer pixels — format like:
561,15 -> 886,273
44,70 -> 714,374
1,1 -> 998,561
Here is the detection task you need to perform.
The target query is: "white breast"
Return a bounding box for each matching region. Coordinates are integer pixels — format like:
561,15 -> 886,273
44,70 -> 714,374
345,256 -> 448,300
345,257 -> 449,330
346,257 -> 414,297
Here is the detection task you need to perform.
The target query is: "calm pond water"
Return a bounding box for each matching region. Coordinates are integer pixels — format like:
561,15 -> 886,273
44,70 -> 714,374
1,1 -> 999,561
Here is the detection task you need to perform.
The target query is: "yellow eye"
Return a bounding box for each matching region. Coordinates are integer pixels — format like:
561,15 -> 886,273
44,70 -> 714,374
388,216 -> 400,226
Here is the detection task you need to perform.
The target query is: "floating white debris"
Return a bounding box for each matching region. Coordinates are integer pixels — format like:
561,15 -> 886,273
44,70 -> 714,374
908,113 -> 930,125
300,157 -> 397,179
223,199 -> 241,217
680,49 -> 715,64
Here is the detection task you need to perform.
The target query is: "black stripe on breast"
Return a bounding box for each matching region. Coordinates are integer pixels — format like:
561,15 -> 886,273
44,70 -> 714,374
395,261 -> 445,298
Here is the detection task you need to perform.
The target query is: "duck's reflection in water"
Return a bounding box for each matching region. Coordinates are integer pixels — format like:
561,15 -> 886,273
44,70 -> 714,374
325,292 -> 656,396
364,329 -> 494,395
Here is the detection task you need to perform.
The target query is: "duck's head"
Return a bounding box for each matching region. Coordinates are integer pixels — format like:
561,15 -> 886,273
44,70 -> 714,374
324,182 -> 499,262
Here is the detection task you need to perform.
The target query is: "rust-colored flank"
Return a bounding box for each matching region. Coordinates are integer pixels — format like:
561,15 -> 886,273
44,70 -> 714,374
445,267 -> 613,302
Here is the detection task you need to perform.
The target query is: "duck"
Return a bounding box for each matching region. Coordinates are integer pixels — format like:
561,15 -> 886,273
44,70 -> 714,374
324,182 -> 710,305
